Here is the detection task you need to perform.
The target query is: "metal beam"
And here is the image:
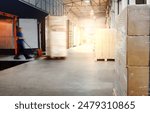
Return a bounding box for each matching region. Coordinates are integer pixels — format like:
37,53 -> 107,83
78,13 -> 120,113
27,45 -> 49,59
63,0 -> 108,18
64,0 -> 82,5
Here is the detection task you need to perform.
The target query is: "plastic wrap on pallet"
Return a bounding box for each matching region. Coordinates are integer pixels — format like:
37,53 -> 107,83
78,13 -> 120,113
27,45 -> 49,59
116,5 -> 150,36
46,16 -> 67,57
94,29 -> 116,60
115,48 -> 127,96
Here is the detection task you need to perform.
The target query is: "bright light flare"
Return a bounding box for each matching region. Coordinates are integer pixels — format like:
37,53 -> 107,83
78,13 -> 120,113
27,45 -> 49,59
84,0 -> 90,3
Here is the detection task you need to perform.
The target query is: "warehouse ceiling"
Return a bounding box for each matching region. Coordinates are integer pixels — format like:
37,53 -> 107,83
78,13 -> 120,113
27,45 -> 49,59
63,0 -> 109,18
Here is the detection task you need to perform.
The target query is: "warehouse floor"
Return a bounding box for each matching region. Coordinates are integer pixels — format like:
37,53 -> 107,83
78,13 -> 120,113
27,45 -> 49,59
0,45 -> 115,96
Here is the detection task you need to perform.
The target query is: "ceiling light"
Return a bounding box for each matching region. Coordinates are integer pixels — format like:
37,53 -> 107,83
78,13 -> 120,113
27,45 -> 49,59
83,0 -> 90,3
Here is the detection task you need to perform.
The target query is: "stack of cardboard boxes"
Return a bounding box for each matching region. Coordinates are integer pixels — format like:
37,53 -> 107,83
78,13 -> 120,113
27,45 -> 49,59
0,20 -> 13,48
46,16 -> 67,58
115,5 -> 150,95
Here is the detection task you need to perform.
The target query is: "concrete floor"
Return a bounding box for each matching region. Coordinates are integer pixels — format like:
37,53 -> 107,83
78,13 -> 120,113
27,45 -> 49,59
0,45 -> 115,96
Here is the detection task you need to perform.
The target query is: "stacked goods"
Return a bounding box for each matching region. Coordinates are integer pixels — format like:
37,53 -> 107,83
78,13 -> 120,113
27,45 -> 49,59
0,20 -> 13,48
115,5 -> 150,96
95,29 -> 116,60
46,16 -> 67,58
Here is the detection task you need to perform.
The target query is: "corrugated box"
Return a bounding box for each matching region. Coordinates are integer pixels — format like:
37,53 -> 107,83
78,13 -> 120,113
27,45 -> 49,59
117,5 -> 150,36
127,36 -> 150,66
128,5 -> 150,35
127,66 -> 149,96
115,35 -> 150,95
116,32 -> 150,66
115,4 -> 150,96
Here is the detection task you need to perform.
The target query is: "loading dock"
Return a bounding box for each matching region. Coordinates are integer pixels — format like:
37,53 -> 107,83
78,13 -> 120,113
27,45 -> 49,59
0,0 -> 150,96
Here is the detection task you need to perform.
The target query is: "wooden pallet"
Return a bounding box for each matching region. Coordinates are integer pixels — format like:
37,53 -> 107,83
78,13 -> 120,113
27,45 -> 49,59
97,59 -> 115,61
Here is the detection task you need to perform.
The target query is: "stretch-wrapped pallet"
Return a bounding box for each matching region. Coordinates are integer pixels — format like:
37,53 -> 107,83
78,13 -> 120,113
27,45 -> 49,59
115,5 -> 150,96
46,16 -> 67,57
95,29 -> 116,60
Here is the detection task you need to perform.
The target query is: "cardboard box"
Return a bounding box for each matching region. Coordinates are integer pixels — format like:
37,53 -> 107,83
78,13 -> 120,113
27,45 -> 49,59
127,36 -> 150,66
128,5 -> 150,35
116,32 -> 150,66
127,66 -> 149,96
115,5 -> 150,96
115,65 -> 149,96
117,5 -> 150,36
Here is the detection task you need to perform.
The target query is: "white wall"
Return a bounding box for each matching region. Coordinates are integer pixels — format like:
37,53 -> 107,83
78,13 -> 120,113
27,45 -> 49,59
19,19 -> 38,48
147,0 -> 150,4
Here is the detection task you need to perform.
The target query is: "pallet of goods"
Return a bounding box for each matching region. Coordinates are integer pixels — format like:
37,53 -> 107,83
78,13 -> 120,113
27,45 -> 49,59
115,5 -> 150,96
94,28 -> 116,61
45,16 -> 67,59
